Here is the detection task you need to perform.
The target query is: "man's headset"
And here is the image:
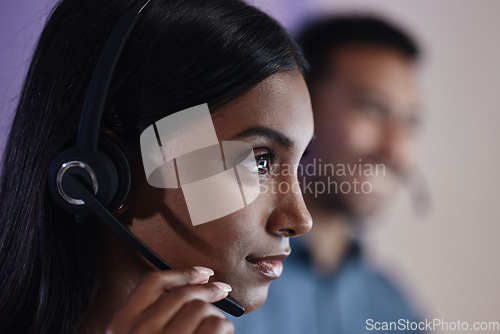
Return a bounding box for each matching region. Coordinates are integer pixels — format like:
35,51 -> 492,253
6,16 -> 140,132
46,0 -> 245,317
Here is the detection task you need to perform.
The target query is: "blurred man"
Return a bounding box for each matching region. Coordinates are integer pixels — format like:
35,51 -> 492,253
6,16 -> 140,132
232,15 -> 424,334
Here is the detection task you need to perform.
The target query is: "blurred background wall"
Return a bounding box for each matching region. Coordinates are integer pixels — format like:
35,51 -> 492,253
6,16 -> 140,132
246,0 -> 500,324
1,0 -> 499,325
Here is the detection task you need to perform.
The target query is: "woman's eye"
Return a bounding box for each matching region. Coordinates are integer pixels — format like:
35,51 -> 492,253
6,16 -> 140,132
256,156 -> 269,174
253,148 -> 276,176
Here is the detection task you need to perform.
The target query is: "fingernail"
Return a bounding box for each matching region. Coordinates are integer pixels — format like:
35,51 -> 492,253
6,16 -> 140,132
213,282 -> 232,293
193,266 -> 215,276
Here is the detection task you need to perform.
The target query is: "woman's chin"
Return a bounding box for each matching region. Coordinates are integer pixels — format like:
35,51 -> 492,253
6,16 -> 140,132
230,282 -> 270,314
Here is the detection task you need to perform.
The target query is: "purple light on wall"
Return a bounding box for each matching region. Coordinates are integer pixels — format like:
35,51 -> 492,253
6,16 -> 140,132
0,0 -> 53,159
247,0 -> 316,35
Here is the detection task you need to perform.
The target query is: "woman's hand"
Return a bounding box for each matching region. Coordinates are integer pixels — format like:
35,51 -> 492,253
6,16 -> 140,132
105,267 -> 235,334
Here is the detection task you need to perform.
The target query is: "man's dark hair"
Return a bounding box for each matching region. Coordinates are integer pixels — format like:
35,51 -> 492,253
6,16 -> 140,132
297,15 -> 420,85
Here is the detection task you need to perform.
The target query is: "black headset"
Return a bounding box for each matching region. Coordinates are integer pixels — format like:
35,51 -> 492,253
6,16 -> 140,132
46,0 -> 244,317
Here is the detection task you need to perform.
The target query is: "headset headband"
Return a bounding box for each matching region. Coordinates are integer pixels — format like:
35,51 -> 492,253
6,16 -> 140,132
77,0 -> 151,151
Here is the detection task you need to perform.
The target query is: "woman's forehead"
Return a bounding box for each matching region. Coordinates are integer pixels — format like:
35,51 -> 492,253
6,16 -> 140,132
211,70 -> 314,145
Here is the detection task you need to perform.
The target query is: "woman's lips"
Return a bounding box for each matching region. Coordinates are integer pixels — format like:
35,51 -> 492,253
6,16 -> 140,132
245,254 -> 289,279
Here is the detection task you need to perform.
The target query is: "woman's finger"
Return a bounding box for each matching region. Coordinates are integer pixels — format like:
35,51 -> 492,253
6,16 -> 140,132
118,267 -> 213,315
106,267 -> 214,333
128,282 -> 231,333
162,299 -> 226,333
194,316 -> 235,334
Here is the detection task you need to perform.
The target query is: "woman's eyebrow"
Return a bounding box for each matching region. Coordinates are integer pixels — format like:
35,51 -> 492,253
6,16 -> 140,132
234,126 -> 293,149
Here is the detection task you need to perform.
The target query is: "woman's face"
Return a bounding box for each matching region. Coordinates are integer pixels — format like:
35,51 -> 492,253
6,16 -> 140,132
124,70 -> 314,313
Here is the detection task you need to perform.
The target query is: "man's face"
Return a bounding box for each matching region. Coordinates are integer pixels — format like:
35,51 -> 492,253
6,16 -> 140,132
304,45 -> 421,217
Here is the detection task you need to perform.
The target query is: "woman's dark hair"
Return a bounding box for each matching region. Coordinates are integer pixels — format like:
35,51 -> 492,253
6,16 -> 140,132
0,0 -> 306,332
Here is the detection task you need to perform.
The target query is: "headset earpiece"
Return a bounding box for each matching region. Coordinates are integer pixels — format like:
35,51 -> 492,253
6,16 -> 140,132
97,134 -> 132,212
47,134 -> 131,216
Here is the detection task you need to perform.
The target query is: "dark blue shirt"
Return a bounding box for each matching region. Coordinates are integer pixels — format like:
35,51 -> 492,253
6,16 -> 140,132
230,238 -> 423,334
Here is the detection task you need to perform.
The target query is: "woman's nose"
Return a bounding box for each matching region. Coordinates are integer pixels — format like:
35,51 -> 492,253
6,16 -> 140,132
266,178 -> 313,237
